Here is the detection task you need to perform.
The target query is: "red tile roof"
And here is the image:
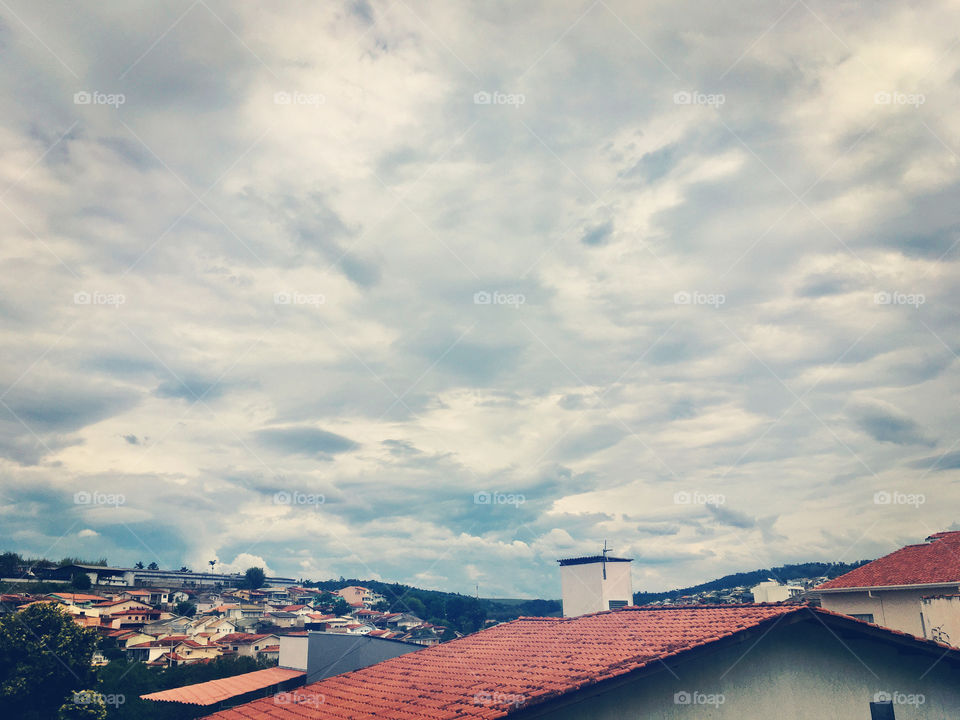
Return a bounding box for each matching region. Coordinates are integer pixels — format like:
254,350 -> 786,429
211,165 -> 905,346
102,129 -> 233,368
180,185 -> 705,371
818,531 -> 960,590
201,605 -> 806,720
142,667 -> 305,706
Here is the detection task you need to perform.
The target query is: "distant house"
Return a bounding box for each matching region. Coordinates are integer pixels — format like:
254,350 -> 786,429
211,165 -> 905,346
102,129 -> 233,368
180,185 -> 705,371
750,580 -> 802,603
263,611 -> 301,629
94,598 -> 153,615
815,530 -> 960,637
202,604 -> 960,720
215,633 -> 280,659
337,586 -> 380,606
127,636 -> 218,665
47,592 -> 106,607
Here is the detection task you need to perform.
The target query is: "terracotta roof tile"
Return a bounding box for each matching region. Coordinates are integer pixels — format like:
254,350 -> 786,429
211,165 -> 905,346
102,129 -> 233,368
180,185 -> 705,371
201,605 -> 804,720
142,667 -> 304,706
818,531 -> 960,589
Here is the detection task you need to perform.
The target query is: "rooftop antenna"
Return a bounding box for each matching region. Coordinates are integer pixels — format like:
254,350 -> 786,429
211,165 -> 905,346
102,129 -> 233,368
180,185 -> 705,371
602,540 -> 612,580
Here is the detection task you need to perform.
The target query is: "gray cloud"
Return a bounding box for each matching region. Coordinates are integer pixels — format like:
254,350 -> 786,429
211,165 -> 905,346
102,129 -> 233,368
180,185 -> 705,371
0,0 -> 958,597
255,427 -> 359,456
851,403 -> 935,447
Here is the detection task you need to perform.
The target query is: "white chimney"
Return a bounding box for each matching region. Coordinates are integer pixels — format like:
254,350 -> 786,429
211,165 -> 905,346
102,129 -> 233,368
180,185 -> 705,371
558,545 -> 633,617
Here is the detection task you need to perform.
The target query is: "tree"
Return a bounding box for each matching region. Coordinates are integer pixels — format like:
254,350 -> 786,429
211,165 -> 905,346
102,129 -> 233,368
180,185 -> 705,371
179,566 -> 189,572
134,561 -> 143,569
71,572 -> 92,590
175,601 -> 196,617
0,603 -> 100,720
0,551 -> 21,577
331,598 -> 352,616
243,567 -> 265,590
147,562 -> 159,570
402,597 -> 427,619
58,691 -> 108,720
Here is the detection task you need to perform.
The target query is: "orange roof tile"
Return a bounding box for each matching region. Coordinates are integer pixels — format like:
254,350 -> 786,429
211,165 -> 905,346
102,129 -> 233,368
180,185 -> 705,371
200,605 -> 799,720
202,603 -> 960,720
142,667 -> 304,706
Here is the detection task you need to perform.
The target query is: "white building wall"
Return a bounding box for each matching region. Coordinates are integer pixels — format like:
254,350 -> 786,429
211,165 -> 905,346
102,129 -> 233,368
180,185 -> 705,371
751,581 -> 792,603
538,621 -> 960,720
560,561 -> 632,617
279,634 -> 308,671
818,587 -> 960,636
920,596 -> 960,645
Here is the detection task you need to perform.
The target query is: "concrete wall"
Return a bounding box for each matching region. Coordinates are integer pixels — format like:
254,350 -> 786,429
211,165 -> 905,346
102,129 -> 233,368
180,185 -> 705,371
305,632 -> 421,683
560,561 -> 632,617
819,589 -> 951,636
920,596 -> 960,645
751,581 -> 792,603
279,634 -> 308,671
522,620 -> 960,720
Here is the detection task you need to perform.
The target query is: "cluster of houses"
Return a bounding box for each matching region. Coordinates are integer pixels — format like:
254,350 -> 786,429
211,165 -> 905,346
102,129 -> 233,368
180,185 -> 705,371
0,584 -> 447,668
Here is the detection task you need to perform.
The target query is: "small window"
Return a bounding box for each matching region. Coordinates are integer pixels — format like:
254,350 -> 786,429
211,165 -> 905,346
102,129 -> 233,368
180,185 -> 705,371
850,613 -> 875,623
869,701 -> 895,719
608,600 -> 628,610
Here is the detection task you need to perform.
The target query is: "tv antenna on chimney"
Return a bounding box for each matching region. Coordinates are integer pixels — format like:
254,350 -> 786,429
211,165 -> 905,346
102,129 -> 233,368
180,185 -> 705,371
601,540 -> 612,579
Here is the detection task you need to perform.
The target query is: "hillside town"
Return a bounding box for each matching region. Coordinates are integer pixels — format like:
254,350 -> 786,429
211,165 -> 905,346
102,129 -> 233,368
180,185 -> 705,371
0,580 -> 450,671
4,531 -> 960,719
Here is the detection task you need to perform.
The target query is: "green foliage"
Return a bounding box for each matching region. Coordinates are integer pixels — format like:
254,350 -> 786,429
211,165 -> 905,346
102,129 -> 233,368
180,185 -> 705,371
304,579 -> 562,634
632,560 -> 872,604
0,603 -> 100,720
330,598 -> 352,616
146,562 -> 159,571
0,550 -> 22,576
72,572 -> 93,590
243,567 -> 265,590
59,557 -> 109,568
59,690 -> 109,719
174,602 -> 196,617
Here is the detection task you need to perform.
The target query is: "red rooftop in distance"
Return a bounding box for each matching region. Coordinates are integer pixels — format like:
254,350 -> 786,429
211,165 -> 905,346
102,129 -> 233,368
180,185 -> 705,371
817,530 -> 960,589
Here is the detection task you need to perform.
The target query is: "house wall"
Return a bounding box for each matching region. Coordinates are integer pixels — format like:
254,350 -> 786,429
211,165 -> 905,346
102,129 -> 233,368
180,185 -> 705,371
560,562 -> 632,617
525,620 -> 960,720
279,635 -> 309,671
818,588 -> 957,636
305,632 -> 421,683
920,596 -> 960,645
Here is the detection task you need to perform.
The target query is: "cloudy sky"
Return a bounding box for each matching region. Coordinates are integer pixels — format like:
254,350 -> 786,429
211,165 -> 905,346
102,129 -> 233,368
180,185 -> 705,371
1,0 -> 959,598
